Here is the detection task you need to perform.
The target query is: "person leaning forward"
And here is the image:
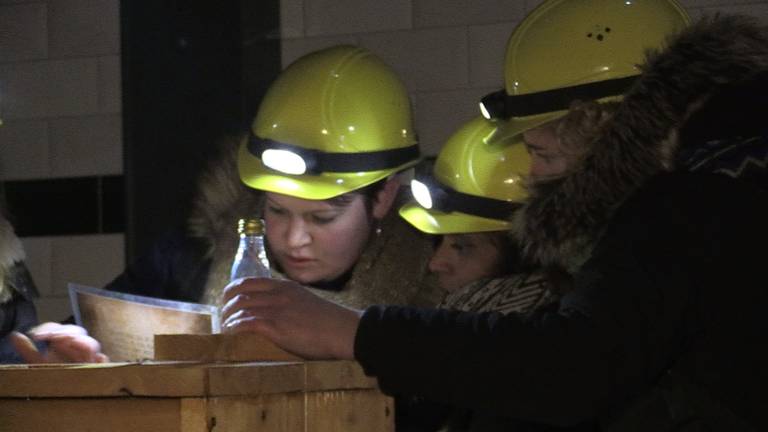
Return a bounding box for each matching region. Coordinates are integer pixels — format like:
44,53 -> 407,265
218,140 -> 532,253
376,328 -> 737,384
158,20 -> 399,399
221,2 -> 768,431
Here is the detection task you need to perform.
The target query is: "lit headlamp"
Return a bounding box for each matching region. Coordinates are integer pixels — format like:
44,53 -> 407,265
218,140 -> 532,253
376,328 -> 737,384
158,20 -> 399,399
410,175 -> 520,221
479,75 -> 639,120
249,133 -> 420,175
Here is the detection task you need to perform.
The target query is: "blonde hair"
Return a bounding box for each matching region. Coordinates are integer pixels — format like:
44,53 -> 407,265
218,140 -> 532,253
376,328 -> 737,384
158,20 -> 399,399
556,100 -> 619,155
0,216 -> 25,303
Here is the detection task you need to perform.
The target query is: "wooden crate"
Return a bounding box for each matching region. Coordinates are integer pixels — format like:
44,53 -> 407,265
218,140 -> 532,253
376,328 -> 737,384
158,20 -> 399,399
154,333 -> 303,362
0,360 -> 393,432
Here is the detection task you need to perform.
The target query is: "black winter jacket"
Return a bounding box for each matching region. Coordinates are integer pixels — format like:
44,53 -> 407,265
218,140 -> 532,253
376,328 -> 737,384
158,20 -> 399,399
355,16 -> 768,432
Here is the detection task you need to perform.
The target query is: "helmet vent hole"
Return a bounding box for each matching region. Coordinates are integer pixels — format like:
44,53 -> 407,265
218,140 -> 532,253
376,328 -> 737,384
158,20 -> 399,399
587,25 -> 611,42
586,31 -> 607,41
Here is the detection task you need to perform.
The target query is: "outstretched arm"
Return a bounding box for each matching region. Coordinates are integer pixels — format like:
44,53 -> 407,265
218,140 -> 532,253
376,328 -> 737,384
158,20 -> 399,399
221,277 -> 361,360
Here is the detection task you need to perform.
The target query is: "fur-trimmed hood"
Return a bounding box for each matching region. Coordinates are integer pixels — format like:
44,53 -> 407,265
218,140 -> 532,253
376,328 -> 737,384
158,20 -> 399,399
515,15 -> 768,271
187,138 -> 442,309
186,136 -> 265,305
0,213 -> 27,303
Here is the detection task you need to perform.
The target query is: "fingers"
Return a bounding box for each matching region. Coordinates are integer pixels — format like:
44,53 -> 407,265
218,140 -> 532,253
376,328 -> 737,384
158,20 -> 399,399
29,322 -> 88,339
222,277 -> 275,304
22,323 -> 107,364
9,331 -> 46,363
46,335 -> 104,363
221,289 -> 287,323
221,302 -> 278,332
221,314 -> 274,336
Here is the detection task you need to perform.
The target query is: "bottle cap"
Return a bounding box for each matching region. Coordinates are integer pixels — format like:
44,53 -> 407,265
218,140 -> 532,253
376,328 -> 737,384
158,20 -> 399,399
238,218 -> 265,235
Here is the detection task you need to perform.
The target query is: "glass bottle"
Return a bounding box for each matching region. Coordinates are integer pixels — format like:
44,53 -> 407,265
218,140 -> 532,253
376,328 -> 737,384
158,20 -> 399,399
230,218 -> 272,281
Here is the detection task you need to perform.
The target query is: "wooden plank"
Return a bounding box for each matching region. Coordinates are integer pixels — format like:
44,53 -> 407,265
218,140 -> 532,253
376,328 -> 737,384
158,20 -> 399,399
0,398 -> 182,432
304,360 -> 379,391
305,389 -> 394,432
180,398 -> 209,432
154,333 -> 303,362
206,394 -> 304,431
207,362 -> 305,396
0,362 -> 207,397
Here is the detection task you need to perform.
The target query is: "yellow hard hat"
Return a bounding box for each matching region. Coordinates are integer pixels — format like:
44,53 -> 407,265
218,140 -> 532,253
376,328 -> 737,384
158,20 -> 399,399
239,45 -> 420,200
399,117 -> 530,234
479,0 -> 689,138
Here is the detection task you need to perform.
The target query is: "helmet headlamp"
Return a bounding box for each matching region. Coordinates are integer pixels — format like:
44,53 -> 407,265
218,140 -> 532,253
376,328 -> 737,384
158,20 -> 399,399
261,148 -> 308,175
410,179 -> 433,209
249,133 -> 420,176
410,174 -> 520,221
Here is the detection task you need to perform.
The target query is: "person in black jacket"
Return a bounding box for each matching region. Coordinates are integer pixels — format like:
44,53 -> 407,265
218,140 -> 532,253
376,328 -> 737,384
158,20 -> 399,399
0,212 -> 40,363
1,211 -> 107,363
220,7 -> 768,432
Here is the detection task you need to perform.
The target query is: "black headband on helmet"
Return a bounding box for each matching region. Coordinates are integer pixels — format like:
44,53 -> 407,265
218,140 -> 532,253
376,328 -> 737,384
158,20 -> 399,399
415,174 -> 521,221
480,75 -> 638,120
248,133 -> 421,175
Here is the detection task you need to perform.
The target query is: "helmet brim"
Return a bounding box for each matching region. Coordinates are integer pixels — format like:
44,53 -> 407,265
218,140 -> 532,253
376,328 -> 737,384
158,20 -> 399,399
486,110 -> 568,145
399,202 -> 511,234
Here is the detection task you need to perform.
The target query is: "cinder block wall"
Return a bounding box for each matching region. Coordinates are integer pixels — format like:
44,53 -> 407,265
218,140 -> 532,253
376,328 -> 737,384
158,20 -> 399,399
1,0 -> 767,322
0,0 -> 123,321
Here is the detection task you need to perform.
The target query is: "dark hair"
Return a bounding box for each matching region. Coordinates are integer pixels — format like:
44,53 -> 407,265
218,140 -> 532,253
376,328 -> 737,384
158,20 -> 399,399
326,179 -> 388,215
486,231 -> 528,274
432,231 -> 529,276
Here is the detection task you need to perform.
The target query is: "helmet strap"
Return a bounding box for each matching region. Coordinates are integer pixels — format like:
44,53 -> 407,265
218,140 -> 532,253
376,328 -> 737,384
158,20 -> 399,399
249,134 -> 420,174
482,75 -> 638,119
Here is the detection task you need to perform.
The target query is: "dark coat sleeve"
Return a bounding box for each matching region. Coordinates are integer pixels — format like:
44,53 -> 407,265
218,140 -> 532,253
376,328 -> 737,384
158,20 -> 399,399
354,173 -> 768,427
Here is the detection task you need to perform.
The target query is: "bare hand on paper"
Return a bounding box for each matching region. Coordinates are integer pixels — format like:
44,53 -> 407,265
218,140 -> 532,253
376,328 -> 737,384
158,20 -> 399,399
11,322 -> 109,363
221,277 -> 361,360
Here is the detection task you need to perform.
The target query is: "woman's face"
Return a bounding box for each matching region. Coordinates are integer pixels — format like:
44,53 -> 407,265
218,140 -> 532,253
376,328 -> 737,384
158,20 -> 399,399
428,233 -> 506,293
263,192 -> 373,284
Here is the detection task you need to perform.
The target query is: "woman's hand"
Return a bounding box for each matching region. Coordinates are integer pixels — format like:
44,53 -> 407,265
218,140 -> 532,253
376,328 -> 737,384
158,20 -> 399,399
221,277 -> 362,360
10,322 -> 109,363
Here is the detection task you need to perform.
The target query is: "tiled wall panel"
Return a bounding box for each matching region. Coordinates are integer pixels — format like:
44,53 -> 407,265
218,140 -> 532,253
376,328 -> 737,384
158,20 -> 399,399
0,3 -> 47,62
49,114 -> 122,177
0,119 -> 50,180
0,59 -> 100,119
50,234 -> 124,296
413,0 -> 526,27
48,0 -> 119,58
360,27 -> 469,92
468,21 -> 517,88
304,0 -> 411,36
1,0 -> 124,321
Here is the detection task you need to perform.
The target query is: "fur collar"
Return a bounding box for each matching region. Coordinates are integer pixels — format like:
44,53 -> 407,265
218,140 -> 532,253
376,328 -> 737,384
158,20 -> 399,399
515,15 -> 768,270
0,213 -> 26,302
185,136 -> 264,305
187,136 -> 265,259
